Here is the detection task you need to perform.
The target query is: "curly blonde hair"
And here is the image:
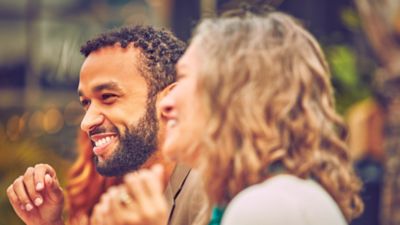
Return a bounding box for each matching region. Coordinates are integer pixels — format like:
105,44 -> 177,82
190,12 -> 363,221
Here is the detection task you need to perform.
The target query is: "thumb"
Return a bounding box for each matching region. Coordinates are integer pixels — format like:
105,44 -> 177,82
151,164 -> 164,181
150,164 -> 165,190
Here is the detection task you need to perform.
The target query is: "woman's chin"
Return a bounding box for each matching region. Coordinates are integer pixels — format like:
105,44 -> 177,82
161,141 -> 178,161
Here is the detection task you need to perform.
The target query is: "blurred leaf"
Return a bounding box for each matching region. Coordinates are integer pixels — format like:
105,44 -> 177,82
327,45 -> 358,87
325,44 -> 372,114
341,7 -> 361,30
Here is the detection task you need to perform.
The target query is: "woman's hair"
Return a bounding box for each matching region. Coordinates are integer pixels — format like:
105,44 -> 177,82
65,130 -> 122,224
191,12 -> 363,221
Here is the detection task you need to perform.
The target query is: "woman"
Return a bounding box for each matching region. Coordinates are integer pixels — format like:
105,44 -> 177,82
91,11 -> 363,225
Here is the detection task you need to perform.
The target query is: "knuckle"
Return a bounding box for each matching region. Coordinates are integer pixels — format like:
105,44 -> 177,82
25,166 -> 34,173
108,186 -> 117,193
6,185 -> 13,194
142,210 -> 155,220
13,176 -> 23,185
35,163 -> 45,168
24,169 -> 33,180
35,163 -> 51,172
16,194 -> 28,204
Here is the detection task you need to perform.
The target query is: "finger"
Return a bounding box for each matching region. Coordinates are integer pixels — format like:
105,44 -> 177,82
97,197 -> 111,225
127,170 -> 162,198
23,167 -> 43,207
91,203 -> 106,225
151,164 -> 164,181
109,188 -> 140,224
92,189 -> 113,225
107,188 -> 125,223
138,176 -> 168,224
143,168 -> 164,194
43,174 -> 63,203
33,164 -> 55,191
12,176 -> 34,212
7,184 -> 27,218
90,205 -> 100,225
125,172 -> 151,207
126,170 -> 167,221
127,171 -> 168,224
77,214 -> 89,225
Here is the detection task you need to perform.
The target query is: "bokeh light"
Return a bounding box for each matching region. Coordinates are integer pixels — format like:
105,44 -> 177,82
0,122 -> 4,141
28,110 -> 44,136
64,101 -> 84,126
6,115 -> 21,141
43,107 -> 64,134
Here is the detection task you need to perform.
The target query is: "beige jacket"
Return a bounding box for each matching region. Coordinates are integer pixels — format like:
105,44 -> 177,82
164,164 -> 207,225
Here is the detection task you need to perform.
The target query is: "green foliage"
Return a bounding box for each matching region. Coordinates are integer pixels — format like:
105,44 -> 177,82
326,44 -> 372,114
328,45 -> 358,87
323,6 -> 376,114
340,7 -> 361,30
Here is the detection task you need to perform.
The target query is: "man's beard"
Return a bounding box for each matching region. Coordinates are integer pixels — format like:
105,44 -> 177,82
94,100 -> 158,176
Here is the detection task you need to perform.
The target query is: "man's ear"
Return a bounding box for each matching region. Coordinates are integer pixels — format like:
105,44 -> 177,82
157,82 -> 176,100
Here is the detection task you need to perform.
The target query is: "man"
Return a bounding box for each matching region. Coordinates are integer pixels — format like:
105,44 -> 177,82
6,25 -> 206,225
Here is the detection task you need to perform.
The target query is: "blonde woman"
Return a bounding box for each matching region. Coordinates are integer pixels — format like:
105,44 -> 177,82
91,11 -> 363,225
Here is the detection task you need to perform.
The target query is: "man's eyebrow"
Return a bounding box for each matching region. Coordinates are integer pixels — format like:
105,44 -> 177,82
92,82 -> 123,93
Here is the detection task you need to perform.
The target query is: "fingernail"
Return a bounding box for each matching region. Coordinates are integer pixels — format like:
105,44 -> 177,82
45,174 -> 52,184
36,182 -> 44,191
34,197 -> 43,206
25,203 -> 33,211
20,204 -> 25,211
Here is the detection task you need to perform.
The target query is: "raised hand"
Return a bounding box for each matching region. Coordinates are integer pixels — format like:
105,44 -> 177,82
91,164 -> 168,225
6,164 -> 65,225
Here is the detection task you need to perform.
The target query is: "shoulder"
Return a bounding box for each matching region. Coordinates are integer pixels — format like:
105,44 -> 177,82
178,168 -> 208,222
221,175 -> 347,225
169,165 -> 208,225
221,175 -> 301,225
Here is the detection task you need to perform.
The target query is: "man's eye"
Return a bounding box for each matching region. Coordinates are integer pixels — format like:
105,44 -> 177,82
102,93 -> 117,102
80,99 -> 90,107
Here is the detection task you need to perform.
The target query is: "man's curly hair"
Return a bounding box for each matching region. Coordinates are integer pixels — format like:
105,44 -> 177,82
80,25 -> 186,97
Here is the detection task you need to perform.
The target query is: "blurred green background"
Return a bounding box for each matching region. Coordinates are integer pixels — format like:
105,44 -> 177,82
0,0 -> 380,224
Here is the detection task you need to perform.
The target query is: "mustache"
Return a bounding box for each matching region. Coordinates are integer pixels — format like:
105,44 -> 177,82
89,126 -> 119,136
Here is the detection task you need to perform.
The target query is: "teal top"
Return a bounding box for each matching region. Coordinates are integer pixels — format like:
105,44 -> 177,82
208,206 -> 225,225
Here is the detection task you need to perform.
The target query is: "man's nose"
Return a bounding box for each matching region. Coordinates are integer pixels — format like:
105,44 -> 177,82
80,106 -> 104,133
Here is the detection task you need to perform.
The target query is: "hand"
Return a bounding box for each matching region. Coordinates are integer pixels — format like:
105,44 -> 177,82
6,164 -> 65,225
90,164 -> 168,225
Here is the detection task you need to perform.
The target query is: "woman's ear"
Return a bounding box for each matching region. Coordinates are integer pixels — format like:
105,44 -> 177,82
156,82 -> 177,117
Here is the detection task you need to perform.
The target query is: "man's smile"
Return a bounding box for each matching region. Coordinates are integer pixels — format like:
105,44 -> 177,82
90,133 -> 118,156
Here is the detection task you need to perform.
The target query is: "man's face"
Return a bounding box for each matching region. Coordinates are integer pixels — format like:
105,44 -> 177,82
78,44 -> 158,176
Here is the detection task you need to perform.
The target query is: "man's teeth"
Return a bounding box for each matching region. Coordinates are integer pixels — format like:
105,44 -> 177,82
95,136 -> 113,147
